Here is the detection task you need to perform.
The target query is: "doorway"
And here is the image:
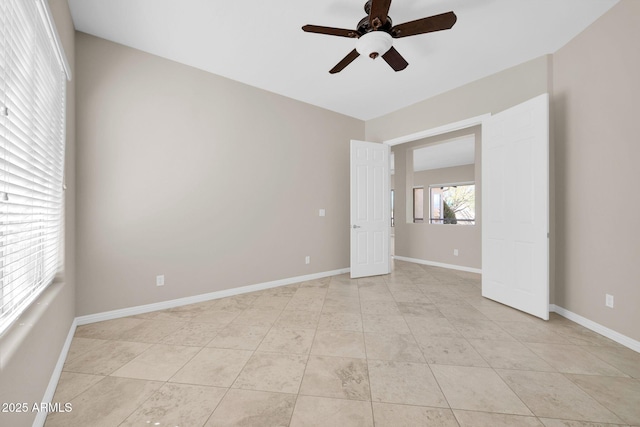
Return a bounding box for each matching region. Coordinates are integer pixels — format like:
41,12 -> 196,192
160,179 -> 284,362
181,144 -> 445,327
381,94 -> 550,320
389,126 -> 482,273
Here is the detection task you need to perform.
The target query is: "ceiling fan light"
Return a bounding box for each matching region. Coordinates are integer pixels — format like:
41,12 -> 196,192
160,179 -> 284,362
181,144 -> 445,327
355,31 -> 392,59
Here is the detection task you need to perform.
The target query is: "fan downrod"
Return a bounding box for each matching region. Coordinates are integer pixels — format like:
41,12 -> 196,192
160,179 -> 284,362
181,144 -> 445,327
364,0 -> 372,14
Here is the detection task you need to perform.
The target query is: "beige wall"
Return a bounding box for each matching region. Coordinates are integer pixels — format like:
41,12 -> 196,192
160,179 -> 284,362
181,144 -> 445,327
365,55 -> 551,142
0,1 -> 76,426
370,57 -> 550,275
553,0 -> 640,341
392,128 -> 481,269
75,33 -> 364,315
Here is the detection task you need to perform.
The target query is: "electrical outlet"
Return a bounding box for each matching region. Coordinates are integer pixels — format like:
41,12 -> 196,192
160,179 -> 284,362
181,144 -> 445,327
305,256 -> 310,264
453,249 -> 459,256
605,294 -> 614,308
319,209 -> 325,217
156,275 -> 165,287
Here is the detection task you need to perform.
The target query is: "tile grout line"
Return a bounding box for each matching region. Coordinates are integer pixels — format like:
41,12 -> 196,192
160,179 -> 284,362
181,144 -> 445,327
199,292 -> 281,426
275,278 -> 328,426
131,300 -> 254,426
356,276 -> 378,426
557,372 -> 628,424
401,271 -> 458,421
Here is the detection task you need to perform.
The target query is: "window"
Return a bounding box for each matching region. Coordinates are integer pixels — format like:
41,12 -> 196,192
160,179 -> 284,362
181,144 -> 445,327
429,183 -> 475,225
0,0 -> 68,333
413,187 -> 424,223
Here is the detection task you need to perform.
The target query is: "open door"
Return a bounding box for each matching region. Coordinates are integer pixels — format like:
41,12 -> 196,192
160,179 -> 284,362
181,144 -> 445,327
482,94 -> 550,320
350,140 -> 390,278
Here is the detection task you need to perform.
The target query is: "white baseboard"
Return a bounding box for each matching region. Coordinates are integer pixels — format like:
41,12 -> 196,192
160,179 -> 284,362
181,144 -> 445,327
550,304 -> 640,353
394,256 -> 482,274
76,268 -> 350,326
33,318 -> 78,427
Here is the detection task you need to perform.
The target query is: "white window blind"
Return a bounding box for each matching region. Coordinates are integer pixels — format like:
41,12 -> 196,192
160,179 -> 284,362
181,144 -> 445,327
0,0 -> 67,333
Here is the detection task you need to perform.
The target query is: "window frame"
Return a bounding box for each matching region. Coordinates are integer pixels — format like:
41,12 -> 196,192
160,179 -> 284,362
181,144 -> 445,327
412,186 -> 424,223
0,0 -> 69,334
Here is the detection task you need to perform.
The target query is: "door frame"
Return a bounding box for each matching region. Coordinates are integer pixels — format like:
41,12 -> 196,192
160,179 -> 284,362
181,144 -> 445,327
381,114 -> 489,271
383,114 -> 491,147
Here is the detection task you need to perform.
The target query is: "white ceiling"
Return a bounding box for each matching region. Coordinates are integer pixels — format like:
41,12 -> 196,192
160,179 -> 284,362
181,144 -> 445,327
67,0 -> 618,120
412,134 -> 475,172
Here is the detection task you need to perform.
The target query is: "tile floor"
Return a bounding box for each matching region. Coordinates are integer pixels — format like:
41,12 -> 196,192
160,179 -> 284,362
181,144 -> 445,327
46,261 -> 640,426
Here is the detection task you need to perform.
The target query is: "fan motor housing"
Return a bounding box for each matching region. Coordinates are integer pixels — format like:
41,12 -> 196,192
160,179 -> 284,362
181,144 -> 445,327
357,16 -> 393,35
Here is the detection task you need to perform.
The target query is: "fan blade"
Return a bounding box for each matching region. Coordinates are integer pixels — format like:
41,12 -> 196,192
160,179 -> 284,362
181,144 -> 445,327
369,0 -> 392,29
302,25 -> 360,38
329,49 -> 360,74
390,11 -> 457,38
382,46 -> 408,72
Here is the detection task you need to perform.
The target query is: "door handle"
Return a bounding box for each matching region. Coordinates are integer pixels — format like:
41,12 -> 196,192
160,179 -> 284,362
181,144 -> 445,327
352,225 -> 361,229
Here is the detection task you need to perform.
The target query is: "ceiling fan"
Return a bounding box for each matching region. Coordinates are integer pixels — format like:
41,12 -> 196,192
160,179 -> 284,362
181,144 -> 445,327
302,0 -> 457,74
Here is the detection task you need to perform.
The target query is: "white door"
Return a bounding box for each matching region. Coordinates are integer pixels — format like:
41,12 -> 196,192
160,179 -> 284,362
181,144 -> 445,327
350,140 -> 390,278
482,94 -> 549,320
